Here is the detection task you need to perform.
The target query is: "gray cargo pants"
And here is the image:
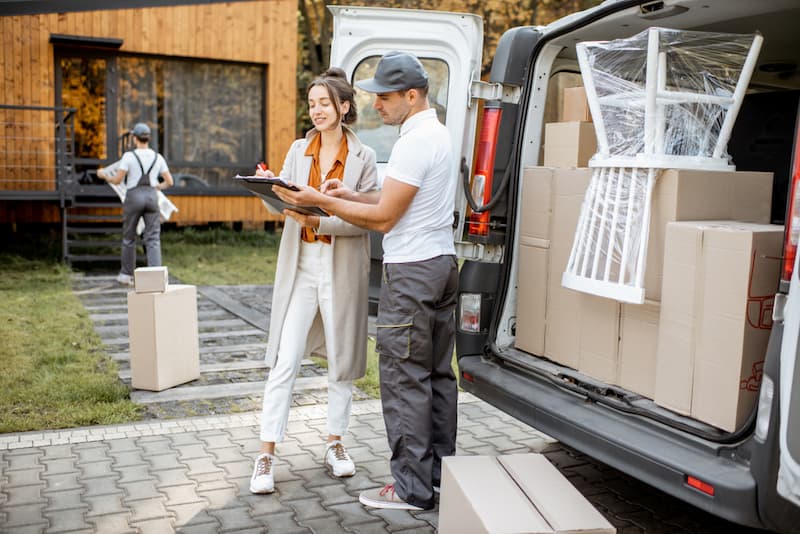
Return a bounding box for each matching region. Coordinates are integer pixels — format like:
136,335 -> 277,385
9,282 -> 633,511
376,254 -> 459,510
121,186 -> 161,276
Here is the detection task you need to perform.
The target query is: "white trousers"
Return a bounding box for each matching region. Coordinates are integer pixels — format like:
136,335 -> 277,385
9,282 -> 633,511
260,240 -> 353,443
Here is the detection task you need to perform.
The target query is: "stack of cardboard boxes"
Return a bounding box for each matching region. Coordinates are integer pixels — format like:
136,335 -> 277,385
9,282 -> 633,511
516,87 -> 781,432
127,266 -> 200,392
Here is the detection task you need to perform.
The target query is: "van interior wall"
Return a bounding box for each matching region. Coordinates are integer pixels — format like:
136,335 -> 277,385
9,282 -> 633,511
727,90 -> 800,225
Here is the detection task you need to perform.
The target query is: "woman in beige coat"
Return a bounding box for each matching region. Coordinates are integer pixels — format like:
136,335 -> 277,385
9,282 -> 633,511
250,68 -> 378,495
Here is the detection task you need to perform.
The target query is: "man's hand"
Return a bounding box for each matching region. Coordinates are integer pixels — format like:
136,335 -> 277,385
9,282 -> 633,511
273,184 -> 325,207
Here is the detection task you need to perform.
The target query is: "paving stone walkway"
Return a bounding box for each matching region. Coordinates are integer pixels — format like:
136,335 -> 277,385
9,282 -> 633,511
0,274 -> 761,533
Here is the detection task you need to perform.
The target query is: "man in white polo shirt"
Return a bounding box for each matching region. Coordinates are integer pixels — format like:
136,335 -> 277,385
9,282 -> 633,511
274,51 -> 458,511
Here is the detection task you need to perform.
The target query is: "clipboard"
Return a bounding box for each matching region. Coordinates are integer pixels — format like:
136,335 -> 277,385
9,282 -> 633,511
232,175 -> 328,217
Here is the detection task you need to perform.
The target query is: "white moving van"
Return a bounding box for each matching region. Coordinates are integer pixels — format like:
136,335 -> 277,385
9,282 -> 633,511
330,1 -> 800,531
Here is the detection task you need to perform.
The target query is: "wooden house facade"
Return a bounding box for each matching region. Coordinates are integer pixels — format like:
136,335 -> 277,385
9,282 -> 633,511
0,0 -> 296,240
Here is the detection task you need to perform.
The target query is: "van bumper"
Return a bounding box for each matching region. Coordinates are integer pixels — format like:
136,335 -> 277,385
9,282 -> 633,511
458,354 -> 764,529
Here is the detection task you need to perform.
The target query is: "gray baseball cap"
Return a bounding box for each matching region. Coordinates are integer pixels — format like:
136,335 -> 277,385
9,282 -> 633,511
355,51 -> 429,93
131,123 -> 151,139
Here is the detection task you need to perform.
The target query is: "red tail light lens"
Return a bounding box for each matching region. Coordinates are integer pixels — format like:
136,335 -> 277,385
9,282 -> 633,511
468,107 -> 502,237
782,116 -> 800,284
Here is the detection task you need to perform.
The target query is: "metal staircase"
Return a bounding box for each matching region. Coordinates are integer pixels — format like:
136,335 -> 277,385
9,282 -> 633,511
62,184 -> 124,267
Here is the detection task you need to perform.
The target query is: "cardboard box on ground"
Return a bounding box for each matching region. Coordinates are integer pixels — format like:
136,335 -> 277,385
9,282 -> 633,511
128,277 -> 200,392
516,111 -> 778,430
439,454 -> 615,534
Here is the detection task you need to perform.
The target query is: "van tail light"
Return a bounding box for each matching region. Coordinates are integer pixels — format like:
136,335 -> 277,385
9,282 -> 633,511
459,293 -> 482,332
782,107 -> 800,285
468,106 -> 502,237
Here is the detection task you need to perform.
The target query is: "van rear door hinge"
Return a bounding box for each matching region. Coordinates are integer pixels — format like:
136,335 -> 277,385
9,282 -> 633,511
470,79 -> 521,105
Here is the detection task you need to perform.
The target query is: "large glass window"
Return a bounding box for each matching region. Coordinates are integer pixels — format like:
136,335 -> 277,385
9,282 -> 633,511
59,51 -> 265,190
351,56 -> 449,162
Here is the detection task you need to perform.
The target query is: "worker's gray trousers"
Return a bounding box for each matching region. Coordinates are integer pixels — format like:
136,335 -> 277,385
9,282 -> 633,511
376,254 -> 459,510
121,186 -> 161,276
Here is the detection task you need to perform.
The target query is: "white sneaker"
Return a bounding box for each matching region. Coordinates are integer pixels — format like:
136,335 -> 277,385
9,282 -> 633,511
250,453 -> 275,494
359,483 -> 424,511
324,440 -> 355,477
116,273 -> 133,285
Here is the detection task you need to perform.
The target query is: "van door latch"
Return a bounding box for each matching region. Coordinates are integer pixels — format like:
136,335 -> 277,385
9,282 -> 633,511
470,80 -> 521,105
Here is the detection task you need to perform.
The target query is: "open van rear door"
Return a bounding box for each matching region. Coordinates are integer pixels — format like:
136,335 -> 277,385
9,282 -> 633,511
329,5 -> 483,248
778,134 -> 800,508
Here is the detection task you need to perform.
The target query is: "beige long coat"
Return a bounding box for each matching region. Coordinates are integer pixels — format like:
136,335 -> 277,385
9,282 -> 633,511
264,127 -> 378,381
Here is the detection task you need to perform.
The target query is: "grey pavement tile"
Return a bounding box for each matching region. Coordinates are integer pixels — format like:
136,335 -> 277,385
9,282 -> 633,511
193,471 -> 236,492
326,501 -> 380,527
42,506 -> 91,532
131,517 -> 174,533
106,438 -> 141,454
181,457 -> 225,476
137,437 -> 174,456
6,526 -> 50,534
211,446 -> 249,465
270,439 -> 306,457
291,467 -> 343,489
175,442 -> 212,461
300,516 -> 350,534
42,458 -> 79,477
197,431 -> 238,450
3,503 -> 48,529
393,526 -> 436,534
3,484 -> 46,507
153,467 -> 193,488
70,475 -> 119,501
342,521 -> 397,534
146,452 -> 185,471
45,487 -> 88,511
218,458 -> 254,478
341,473 -> 386,494
84,493 -> 127,517
355,459 -> 393,480
5,467 -> 44,487
84,512 -> 136,533
286,499 -> 336,524
125,496 -> 172,523
196,486 -> 240,510
108,450 -> 147,470
209,505 -> 261,532
114,464 -> 155,485
42,472 -> 81,494
254,511 -> 310,533
169,500 -> 217,528
272,479 -> 317,503
306,484 -> 359,507
242,494 -> 294,516
175,520 -> 225,534
73,443 -> 110,464
281,452 -> 320,472
39,445 -> 75,461
367,508 -> 434,532
291,431 -> 325,447
159,483 -> 204,506
119,479 -> 162,502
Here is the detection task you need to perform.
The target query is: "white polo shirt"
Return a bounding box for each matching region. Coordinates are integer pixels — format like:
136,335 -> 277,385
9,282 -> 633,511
382,108 -> 456,263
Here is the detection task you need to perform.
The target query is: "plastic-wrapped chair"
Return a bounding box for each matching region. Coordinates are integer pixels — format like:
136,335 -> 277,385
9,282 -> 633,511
561,27 -> 763,304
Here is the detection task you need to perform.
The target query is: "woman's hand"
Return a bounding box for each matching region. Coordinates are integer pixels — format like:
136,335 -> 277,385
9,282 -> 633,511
255,167 -> 275,178
283,210 -> 320,229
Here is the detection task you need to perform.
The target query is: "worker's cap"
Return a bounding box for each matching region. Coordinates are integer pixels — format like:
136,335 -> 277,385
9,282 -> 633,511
355,51 -> 428,93
131,123 -> 151,139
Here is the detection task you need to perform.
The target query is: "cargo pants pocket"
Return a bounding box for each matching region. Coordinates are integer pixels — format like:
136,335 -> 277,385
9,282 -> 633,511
376,310 -> 414,360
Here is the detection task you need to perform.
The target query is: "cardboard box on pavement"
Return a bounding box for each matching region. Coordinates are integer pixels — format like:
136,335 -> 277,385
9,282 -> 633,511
439,454 -> 615,534
134,266 -> 169,293
128,284 -> 200,391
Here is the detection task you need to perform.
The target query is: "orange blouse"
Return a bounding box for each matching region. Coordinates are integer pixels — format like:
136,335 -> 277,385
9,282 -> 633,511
301,133 -> 348,244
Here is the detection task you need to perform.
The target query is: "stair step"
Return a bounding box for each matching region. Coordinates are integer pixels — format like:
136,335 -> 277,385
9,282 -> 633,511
67,240 -> 120,248
66,214 -> 123,222
66,254 -> 121,262
66,226 -> 122,234
129,376 -> 329,404
71,202 -> 122,209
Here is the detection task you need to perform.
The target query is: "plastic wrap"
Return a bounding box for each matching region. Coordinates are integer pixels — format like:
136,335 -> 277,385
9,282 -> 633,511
577,27 -> 762,170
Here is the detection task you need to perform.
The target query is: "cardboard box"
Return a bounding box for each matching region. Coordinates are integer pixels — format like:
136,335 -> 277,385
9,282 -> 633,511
654,222 -> 782,431
562,86 -> 592,122
541,167 -> 619,372
439,454 -> 615,534
134,266 -> 169,293
618,301 -> 660,398
645,169 -> 773,301
128,284 -> 200,391
543,122 -> 597,168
